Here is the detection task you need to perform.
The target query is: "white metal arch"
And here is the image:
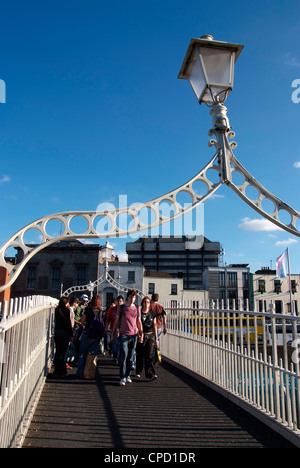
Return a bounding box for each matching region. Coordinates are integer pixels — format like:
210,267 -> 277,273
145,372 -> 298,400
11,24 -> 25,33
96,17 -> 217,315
0,104 -> 299,293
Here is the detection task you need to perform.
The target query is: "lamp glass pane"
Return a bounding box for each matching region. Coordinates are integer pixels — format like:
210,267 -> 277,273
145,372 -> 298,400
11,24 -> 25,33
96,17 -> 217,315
200,47 -> 233,86
187,53 -> 206,101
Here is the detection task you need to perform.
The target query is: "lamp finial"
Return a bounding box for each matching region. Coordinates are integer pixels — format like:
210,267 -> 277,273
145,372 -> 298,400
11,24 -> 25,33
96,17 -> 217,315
200,34 -> 214,40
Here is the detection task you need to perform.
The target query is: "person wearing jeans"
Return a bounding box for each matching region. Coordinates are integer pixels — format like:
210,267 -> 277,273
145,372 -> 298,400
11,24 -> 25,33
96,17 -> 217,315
105,295 -> 124,361
151,293 -> 167,361
76,295 -> 104,378
118,333 -> 138,382
111,289 -> 143,386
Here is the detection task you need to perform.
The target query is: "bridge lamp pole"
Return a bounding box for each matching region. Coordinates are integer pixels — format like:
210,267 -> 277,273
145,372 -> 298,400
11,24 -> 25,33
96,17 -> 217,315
178,34 -> 244,183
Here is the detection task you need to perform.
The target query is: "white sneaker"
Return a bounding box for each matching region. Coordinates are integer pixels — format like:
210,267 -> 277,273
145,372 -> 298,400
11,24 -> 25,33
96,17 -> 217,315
126,377 -> 132,383
120,378 -> 126,386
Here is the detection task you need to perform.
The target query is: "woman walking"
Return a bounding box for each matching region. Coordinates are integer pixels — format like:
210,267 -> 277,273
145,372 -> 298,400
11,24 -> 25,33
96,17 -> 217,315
53,296 -> 73,377
77,295 -> 105,378
136,296 -> 158,380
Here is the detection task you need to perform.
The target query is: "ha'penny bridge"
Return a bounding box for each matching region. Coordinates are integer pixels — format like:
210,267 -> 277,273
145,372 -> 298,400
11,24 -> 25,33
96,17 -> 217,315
0,35 -> 300,448
1,296 -> 299,449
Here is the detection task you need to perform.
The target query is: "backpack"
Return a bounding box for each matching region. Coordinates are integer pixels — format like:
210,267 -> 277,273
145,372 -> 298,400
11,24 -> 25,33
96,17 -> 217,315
87,309 -> 105,339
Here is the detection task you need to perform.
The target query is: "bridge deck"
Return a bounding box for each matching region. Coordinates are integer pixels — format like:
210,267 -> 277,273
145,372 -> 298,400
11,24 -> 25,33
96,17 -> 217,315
23,355 -> 295,449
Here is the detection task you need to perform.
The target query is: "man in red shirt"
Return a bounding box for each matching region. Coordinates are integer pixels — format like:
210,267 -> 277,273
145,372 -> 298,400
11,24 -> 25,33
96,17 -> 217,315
151,293 -> 167,360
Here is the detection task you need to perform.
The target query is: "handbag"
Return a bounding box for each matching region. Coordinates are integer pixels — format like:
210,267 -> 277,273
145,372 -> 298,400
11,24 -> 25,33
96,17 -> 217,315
154,348 -> 162,365
83,354 -> 97,379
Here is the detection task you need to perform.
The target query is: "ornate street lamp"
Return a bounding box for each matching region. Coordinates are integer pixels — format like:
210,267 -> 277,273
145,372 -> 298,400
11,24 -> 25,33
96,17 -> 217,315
178,34 -> 243,105
177,34 -> 245,182
101,241 -> 114,262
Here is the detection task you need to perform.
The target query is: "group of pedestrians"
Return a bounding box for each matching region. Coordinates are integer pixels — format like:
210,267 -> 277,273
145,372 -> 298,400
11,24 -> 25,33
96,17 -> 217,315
53,290 -> 167,385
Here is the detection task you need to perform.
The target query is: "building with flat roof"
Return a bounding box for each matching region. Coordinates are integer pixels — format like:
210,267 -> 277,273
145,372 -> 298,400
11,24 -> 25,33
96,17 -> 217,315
126,235 -> 220,290
203,264 -> 252,310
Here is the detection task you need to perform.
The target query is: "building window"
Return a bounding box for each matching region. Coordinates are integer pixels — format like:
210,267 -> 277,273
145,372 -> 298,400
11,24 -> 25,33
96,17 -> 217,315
292,280 -> 297,294
109,270 -> 115,279
258,299 -> 267,312
274,280 -> 281,294
27,266 -> 36,289
242,272 -> 249,288
219,272 -> 225,288
128,271 -> 135,282
171,284 -> 177,295
227,272 -> 237,288
148,283 -> 155,295
106,292 -> 114,308
243,289 -> 249,309
51,267 -> 60,290
76,266 -> 86,286
228,289 -> 238,308
275,300 -> 282,314
258,279 -> 266,294
220,289 -> 226,301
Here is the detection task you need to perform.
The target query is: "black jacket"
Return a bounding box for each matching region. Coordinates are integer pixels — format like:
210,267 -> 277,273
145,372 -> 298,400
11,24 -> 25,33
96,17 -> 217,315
55,305 -> 73,337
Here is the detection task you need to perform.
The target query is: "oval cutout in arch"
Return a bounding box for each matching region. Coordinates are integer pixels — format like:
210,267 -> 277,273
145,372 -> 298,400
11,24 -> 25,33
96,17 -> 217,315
45,219 -> 65,238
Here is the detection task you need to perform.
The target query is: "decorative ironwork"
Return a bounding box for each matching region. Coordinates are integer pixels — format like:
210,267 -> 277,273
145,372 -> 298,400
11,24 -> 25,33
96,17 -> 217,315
62,268 -> 144,298
208,103 -> 299,236
0,103 -> 298,293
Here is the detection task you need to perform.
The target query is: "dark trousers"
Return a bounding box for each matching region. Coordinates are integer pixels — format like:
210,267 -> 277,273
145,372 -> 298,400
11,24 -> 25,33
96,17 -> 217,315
136,333 -> 155,379
54,329 -> 70,376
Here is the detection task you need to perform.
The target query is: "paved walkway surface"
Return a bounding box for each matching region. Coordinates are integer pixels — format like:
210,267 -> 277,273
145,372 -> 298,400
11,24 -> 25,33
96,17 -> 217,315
23,355 -> 296,449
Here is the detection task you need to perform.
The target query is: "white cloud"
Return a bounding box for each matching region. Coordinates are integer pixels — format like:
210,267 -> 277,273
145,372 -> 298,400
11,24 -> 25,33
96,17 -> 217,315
80,239 -> 95,245
284,53 -> 300,68
238,217 -> 282,232
275,238 -> 298,247
208,193 -> 225,200
293,162 -> 300,169
0,175 -> 11,185
114,251 -> 128,262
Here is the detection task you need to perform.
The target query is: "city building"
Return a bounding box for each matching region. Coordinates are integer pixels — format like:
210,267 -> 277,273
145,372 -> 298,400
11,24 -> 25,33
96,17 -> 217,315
98,260 -> 144,307
202,264 -> 252,309
98,252 -> 208,308
126,235 -> 220,290
10,238 -> 209,308
11,240 -> 103,299
10,239 -> 299,316
0,266 -> 11,302
253,267 -> 299,314
142,270 -> 208,307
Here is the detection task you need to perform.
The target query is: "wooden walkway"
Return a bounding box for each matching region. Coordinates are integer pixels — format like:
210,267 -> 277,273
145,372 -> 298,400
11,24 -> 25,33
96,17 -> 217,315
22,355 -> 296,449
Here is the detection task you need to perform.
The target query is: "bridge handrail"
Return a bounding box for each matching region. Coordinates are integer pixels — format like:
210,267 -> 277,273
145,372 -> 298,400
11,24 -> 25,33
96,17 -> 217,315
161,300 -> 300,447
0,295 -> 57,448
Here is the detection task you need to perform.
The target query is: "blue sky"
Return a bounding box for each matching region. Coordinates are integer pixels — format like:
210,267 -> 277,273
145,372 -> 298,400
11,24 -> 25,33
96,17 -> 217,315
0,0 -> 299,275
